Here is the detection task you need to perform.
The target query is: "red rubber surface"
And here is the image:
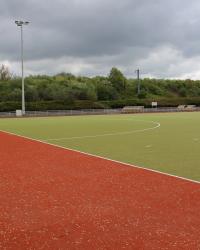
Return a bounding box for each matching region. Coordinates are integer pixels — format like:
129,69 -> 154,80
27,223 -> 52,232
0,131 -> 200,250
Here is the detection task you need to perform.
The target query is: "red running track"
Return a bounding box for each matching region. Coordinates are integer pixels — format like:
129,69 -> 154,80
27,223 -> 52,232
0,131 -> 200,250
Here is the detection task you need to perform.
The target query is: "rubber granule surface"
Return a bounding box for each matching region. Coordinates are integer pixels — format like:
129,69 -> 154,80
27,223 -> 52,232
0,131 -> 200,250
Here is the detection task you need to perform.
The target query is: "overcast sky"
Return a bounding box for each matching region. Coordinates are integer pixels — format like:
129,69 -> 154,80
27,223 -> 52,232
1,0 -> 200,79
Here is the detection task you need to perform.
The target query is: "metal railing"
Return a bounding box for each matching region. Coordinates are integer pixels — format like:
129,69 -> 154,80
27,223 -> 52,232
0,107 -> 200,118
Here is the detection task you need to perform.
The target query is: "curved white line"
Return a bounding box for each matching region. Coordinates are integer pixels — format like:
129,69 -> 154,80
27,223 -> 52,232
45,120 -> 161,141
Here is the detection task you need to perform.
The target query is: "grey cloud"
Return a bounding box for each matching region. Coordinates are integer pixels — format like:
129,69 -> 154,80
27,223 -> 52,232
0,0 -> 200,78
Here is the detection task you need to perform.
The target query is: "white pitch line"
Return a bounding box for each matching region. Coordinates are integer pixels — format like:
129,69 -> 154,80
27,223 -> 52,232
0,129 -> 200,185
44,120 -> 161,141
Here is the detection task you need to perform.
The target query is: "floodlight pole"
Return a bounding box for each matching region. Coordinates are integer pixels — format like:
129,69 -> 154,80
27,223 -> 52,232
136,69 -> 140,95
15,20 -> 29,115
20,25 -> 25,115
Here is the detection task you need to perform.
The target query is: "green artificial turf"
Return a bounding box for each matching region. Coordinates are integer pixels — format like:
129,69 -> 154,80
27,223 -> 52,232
0,112 -> 200,181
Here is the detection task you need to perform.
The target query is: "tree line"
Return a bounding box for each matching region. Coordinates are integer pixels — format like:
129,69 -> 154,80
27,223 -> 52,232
1,65 -> 200,111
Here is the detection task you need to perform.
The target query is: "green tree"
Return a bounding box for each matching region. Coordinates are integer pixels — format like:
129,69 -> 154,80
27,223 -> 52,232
179,87 -> 187,97
108,67 -> 126,92
96,80 -> 119,100
138,89 -> 147,99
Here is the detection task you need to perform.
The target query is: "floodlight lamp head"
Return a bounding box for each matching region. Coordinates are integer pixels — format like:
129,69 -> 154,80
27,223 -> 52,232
15,20 -> 22,26
15,20 -> 29,26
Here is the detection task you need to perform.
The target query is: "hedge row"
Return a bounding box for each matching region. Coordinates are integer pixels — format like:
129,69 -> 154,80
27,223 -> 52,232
0,100 -> 105,112
1,97 -> 200,112
100,97 -> 200,108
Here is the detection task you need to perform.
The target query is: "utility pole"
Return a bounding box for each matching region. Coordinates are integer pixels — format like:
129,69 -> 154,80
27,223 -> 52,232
15,20 -> 29,115
136,68 -> 140,95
